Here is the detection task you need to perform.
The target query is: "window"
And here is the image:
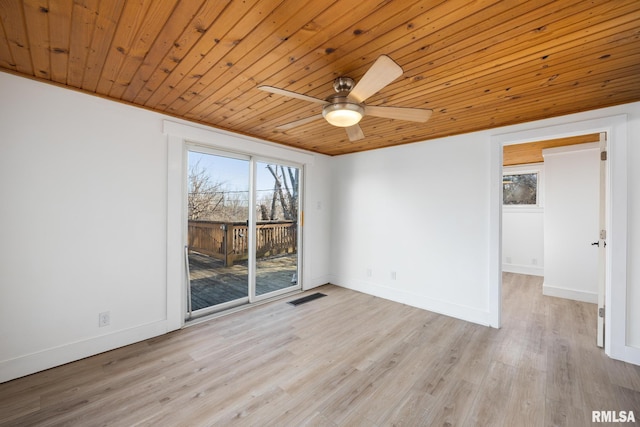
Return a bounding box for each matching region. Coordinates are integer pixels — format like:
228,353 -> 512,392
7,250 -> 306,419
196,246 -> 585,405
503,172 -> 539,205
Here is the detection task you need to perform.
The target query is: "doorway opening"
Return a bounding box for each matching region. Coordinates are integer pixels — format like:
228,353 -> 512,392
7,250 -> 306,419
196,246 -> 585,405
185,148 -> 302,320
500,132 -> 606,347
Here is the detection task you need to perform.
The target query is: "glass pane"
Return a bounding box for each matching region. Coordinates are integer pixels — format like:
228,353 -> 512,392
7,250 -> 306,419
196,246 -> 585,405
255,161 -> 300,296
187,151 -> 249,313
503,173 -> 537,205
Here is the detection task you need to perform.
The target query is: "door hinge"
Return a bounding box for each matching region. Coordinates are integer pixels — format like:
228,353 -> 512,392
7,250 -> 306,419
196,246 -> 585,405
601,150 -> 607,161
599,307 -> 605,318
600,230 -> 607,239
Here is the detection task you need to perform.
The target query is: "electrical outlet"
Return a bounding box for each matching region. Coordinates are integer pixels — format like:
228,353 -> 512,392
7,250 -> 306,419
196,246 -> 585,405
366,268 -> 372,277
391,271 -> 397,280
99,311 -> 110,327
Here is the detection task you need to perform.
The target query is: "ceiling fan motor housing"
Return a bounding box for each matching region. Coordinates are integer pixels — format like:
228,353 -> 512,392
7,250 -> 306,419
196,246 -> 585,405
332,76 -> 355,93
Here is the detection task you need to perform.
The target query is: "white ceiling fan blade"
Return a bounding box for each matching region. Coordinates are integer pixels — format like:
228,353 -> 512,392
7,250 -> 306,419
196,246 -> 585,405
348,55 -> 403,103
258,85 -> 328,104
345,124 -> 365,141
275,114 -> 324,131
365,105 -> 432,122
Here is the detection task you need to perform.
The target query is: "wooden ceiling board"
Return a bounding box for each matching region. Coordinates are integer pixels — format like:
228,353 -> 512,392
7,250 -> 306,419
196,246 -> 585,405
1,0 -> 638,156
47,0 -> 73,84
67,0 -> 99,88
22,0 -> 50,79
0,1 -> 32,74
503,133 -> 601,166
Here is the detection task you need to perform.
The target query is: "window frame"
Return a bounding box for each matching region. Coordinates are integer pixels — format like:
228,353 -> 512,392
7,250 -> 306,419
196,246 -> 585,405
502,163 -> 544,211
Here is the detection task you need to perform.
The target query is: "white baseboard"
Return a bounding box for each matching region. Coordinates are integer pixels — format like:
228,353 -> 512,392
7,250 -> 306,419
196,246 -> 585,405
542,283 -> 598,304
303,275 -> 332,291
502,263 -> 544,276
329,276 -> 492,327
0,320 -> 168,384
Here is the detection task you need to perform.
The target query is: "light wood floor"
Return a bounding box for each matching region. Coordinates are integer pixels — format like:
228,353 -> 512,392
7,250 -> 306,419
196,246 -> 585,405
1,274 -> 639,426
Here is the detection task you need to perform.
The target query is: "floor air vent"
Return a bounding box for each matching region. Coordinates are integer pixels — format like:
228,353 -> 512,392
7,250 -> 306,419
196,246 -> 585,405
287,292 -> 327,306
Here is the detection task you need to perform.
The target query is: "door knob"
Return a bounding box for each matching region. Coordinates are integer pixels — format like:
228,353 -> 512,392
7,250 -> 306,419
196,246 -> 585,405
591,242 -> 600,247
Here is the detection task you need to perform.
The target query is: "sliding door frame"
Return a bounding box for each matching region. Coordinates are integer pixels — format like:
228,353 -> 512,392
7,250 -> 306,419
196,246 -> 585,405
165,120 -> 314,331
185,145 -> 252,318
250,156 -> 304,304
182,143 -> 304,319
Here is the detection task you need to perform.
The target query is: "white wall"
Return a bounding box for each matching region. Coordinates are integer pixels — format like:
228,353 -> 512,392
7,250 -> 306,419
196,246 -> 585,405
502,164 -> 544,276
542,144 -> 600,303
330,134 -> 493,326
0,75 -> 169,382
304,154 -> 333,287
0,72 -> 332,382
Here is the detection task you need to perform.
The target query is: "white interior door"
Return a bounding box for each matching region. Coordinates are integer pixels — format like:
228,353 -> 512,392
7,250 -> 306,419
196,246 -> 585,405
542,144 -> 600,305
597,133 -> 607,348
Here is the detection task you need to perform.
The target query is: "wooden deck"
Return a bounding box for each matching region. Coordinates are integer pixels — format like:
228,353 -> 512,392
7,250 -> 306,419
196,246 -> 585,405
188,252 -> 297,310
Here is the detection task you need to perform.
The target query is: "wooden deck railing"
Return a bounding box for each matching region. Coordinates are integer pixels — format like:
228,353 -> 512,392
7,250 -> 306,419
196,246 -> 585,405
188,220 -> 297,266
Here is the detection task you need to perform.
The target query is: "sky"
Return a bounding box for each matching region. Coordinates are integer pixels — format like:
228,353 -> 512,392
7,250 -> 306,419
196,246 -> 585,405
188,150 -> 296,196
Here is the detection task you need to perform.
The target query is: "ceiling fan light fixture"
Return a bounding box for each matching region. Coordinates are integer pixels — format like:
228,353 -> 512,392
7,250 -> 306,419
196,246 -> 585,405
322,102 -> 364,127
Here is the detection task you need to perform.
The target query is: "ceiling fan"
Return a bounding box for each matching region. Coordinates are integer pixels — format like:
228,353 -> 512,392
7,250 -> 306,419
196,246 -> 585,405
257,55 -> 432,141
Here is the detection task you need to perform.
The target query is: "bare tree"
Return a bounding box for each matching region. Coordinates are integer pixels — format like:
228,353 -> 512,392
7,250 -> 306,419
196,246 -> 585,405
265,165 -> 299,220
222,190 -> 249,221
188,160 -> 225,220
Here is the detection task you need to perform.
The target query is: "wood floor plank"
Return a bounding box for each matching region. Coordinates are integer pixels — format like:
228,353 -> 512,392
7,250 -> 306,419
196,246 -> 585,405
502,366 -> 546,427
381,383 -> 437,426
463,361 -> 515,426
518,309 -> 548,372
546,336 -> 585,409
1,277 -> 639,426
544,397 -> 589,427
421,379 -> 478,427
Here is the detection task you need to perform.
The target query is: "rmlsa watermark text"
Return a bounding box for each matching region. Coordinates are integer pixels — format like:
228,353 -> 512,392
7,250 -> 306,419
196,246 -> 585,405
592,410 -> 636,423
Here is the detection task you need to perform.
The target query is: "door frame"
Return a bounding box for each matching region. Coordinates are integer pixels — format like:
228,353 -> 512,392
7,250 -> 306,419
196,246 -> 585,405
490,114 -> 632,363
183,147 -> 304,318
597,133 -> 607,348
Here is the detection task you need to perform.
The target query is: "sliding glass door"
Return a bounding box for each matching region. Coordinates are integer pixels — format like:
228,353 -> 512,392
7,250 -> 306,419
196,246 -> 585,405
185,148 -> 301,319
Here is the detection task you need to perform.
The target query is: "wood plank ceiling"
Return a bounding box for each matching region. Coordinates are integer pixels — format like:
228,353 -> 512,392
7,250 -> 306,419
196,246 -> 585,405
0,1 -> 639,156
